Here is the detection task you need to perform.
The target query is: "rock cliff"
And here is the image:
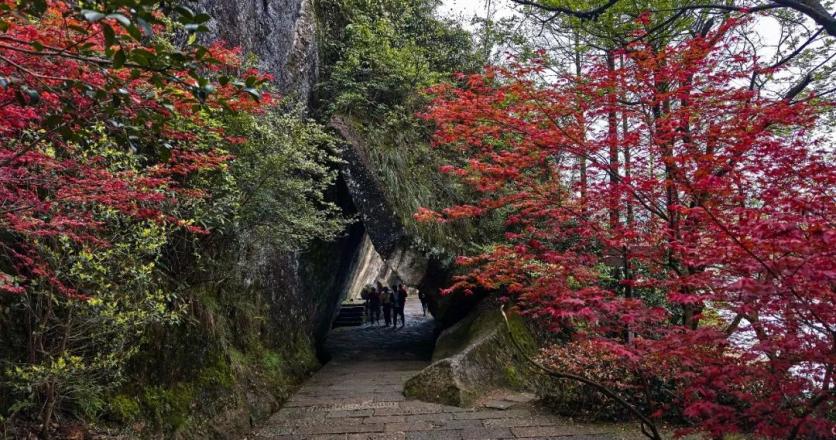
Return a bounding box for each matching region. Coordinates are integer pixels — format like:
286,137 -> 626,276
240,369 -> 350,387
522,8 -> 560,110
199,0 -> 319,101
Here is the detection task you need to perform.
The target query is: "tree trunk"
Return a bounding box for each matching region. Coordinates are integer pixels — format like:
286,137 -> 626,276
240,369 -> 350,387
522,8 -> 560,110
606,50 -> 620,230
575,31 -> 587,205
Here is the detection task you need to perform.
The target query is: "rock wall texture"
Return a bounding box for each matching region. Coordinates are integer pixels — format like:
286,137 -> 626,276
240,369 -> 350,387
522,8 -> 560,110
329,116 -> 430,287
119,2 -> 367,437
195,0 -> 358,354
199,0 -> 319,101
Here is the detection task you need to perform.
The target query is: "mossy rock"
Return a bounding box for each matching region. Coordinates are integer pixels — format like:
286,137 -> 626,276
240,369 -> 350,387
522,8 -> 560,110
404,300 -> 537,407
142,382 -> 197,432
404,358 -> 476,406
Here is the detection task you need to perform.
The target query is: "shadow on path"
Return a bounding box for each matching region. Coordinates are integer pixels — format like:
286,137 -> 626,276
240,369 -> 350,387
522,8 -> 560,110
325,298 -> 435,362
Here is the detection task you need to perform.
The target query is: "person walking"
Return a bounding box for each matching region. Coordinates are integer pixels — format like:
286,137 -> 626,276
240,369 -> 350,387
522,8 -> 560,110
395,284 -> 408,327
418,288 -> 428,316
380,283 -> 393,327
361,285 -> 372,325
390,284 -> 402,327
368,285 -> 381,325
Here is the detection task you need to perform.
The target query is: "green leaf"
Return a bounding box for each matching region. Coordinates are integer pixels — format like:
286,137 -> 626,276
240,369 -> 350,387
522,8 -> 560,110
243,87 -> 261,102
106,13 -> 131,27
159,146 -> 171,162
193,13 -> 212,24
18,86 -> 40,105
129,49 -> 154,66
175,6 -> 196,19
125,24 -> 142,41
137,17 -> 153,38
102,24 -> 116,49
43,114 -> 62,129
113,50 -> 126,68
81,9 -> 106,23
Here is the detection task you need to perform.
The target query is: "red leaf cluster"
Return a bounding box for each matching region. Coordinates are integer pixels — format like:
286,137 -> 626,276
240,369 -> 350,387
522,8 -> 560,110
421,18 -> 834,438
0,1 -> 268,298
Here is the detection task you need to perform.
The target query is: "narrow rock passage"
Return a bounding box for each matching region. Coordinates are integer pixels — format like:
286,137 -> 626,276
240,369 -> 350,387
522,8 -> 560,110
246,298 -> 639,440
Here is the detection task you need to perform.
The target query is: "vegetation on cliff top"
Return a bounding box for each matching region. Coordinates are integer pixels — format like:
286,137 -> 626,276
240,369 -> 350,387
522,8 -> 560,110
314,0 -> 503,256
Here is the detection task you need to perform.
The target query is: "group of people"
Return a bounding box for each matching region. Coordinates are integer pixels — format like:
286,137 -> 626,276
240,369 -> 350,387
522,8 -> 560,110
360,282 -> 428,327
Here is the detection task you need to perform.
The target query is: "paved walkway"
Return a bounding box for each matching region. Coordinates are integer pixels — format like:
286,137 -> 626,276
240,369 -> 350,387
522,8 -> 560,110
246,298 -> 642,440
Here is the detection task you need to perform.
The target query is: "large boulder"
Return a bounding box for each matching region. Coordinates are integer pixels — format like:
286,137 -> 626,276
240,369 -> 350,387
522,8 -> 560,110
404,300 -> 538,406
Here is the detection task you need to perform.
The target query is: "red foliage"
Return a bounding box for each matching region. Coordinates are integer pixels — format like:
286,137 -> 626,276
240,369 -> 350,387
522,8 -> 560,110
420,18 -> 834,438
0,1 -> 268,298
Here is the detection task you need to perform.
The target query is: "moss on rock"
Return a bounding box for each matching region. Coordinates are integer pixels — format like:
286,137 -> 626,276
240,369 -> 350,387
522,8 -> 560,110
404,300 -> 539,407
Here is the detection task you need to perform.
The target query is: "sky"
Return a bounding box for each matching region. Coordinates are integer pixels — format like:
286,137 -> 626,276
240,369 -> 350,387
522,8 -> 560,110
440,0 -> 513,24
439,1 -> 797,93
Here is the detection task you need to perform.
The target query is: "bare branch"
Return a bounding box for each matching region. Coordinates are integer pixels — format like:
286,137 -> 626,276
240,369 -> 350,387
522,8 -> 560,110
511,0 -> 621,20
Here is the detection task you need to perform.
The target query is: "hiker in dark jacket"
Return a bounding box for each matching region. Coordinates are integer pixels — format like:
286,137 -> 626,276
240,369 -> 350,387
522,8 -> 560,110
418,289 -> 428,316
361,285 -> 372,325
394,284 -> 408,327
368,286 -> 381,325
380,283 -> 393,327
390,284 -> 401,327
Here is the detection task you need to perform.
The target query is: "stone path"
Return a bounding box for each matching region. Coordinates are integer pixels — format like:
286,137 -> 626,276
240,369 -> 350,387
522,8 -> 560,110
245,298 -> 644,440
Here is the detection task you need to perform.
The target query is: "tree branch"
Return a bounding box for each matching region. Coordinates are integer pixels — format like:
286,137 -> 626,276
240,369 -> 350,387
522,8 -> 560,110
511,0 -> 621,20
500,305 -> 663,440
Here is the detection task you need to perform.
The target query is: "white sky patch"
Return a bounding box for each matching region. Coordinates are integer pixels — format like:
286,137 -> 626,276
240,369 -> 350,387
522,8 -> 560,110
440,0 -> 514,28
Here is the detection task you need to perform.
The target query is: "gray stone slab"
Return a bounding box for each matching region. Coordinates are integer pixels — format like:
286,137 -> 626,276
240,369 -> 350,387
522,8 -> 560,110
347,433 -> 407,440
244,299 -> 635,440
484,400 -> 516,410
328,409 -> 375,418
409,412 -> 454,424
483,417 -> 561,428
453,409 -> 532,420
510,425 -> 612,438
461,427 -> 515,439
365,415 -> 406,424
432,419 -> 485,431
503,393 -> 536,403
295,423 -> 385,435
384,421 -> 435,432
405,430 -> 464,440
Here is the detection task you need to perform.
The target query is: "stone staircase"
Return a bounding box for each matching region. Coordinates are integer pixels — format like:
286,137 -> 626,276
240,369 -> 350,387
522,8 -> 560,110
332,303 -> 365,328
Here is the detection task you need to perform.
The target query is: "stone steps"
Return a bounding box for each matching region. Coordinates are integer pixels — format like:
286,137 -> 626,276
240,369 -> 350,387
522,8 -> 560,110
333,304 -> 366,328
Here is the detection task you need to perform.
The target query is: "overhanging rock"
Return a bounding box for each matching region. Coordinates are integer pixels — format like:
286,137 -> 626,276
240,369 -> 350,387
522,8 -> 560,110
329,116 -> 429,286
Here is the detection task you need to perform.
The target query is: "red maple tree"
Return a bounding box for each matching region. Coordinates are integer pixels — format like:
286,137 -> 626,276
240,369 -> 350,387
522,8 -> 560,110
419,18 -> 834,438
0,1 -> 269,298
